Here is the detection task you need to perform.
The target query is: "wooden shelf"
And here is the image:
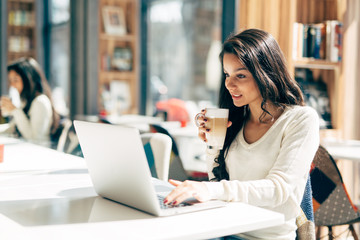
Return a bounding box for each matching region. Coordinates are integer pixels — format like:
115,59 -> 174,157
8,24 -> 36,29
98,0 -> 139,115
99,33 -> 135,41
294,59 -> 341,70
7,0 -> 37,63
9,50 -> 35,55
99,71 -> 135,80
9,0 -> 34,3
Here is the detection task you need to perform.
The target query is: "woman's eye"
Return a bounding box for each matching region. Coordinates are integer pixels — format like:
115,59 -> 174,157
237,74 -> 246,79
224,73 -> 229,78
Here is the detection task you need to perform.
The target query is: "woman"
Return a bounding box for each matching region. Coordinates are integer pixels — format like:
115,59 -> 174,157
164,29 -> 319,239
0,57 -> 60,146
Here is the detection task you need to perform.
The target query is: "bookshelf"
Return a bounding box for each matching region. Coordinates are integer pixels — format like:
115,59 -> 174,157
7,0 -> 36,63
293,0 -> 343,140
237,0 -> 345,140
293,59 -> 340,71
98,0 -> 139,116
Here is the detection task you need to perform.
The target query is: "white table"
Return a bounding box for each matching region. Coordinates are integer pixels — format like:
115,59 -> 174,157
0,137 -> 285,240
75,114 -> 163,133
0,138 -> 86,174
0,173 -> 285,240
322,139 -> 360,162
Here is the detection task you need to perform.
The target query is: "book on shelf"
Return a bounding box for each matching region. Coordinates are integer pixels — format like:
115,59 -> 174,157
302,24 -> 309,58
308,23 -> 325,59
8,35 -> 31,52
101,53 -> 111,71
112,47 -> 132,71
292,21 -> 342,62
325,20 -> 342,62
8,1 -> 35,27
8,9 -> 35,27
292,22 -> 304,60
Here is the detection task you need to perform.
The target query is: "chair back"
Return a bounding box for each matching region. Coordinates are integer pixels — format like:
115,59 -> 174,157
149,123 -> 210,181
149,124 -> 189,181
53,119 -> 82,156
310,145 -> 360,226
296,176 -> 316,240
141,133 -> 172,181
56,118 -> 72,152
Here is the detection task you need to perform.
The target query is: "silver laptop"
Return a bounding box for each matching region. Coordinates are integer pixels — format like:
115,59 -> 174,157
73,120 -> 226,216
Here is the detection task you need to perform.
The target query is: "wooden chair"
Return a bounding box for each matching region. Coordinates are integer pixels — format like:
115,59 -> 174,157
310,145 -> 360,239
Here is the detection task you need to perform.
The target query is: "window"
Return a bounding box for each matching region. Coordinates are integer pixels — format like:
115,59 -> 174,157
49,0 -> 70,116
145,0 -> 223,116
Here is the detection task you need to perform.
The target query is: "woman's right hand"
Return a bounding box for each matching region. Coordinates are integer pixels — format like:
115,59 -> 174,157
0,96 -> 16,113
196,109 -> 209,142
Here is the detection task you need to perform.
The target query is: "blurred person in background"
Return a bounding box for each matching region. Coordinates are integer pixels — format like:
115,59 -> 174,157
0,57 -> 60,147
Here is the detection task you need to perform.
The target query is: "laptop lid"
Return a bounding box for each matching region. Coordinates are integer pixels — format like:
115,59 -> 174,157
73,120 -> 163,216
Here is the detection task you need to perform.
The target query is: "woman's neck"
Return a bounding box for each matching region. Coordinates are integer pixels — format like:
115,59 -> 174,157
248,102 -> 283,125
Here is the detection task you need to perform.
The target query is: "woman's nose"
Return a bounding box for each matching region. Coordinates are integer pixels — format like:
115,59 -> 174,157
225,77 -> 236,90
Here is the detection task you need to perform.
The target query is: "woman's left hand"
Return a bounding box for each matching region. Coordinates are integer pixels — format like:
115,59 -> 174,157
0,97 -> 16,113
164,179 -> 211,205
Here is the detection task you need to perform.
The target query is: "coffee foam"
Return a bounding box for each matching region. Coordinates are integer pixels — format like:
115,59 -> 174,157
205,108 -> 229,118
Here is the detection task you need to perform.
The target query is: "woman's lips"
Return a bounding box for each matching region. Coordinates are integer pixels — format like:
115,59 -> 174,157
231,94 -> 242,100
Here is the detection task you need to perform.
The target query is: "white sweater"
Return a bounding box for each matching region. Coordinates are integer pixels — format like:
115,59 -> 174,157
10,94 -> 53,145
204,105 -> 320,240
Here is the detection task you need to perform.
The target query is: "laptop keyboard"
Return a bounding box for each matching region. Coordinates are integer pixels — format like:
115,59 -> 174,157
157,195 -> 191,209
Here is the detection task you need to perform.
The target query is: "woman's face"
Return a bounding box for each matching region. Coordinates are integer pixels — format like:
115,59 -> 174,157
223,53 -> 262,108
8,70 -> 24,94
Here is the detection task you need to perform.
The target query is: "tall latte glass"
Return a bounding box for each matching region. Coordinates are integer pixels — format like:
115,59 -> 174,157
195,108 -> 229,150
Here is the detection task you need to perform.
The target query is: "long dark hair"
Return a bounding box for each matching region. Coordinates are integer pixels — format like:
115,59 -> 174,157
212,29 -> 305,181
7,57 -> 60,136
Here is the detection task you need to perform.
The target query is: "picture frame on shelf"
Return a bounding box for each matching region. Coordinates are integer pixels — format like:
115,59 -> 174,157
112,46 -> 133,71
102,6 -> 127,36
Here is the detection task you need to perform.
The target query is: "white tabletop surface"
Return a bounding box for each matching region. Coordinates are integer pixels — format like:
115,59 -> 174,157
0,173 -> 284,240
322,139 -> 360,162
75,114 -> 163,133
0,140 -> 86,174
0,137 -> 285,240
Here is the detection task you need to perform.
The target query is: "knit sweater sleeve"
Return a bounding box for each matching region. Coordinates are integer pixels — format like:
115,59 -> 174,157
204,107 -> 320,208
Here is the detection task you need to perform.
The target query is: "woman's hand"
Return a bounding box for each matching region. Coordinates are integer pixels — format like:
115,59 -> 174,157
196,109 -> 209,142
163,179 -> 211,205
196,109 -> 232,143
0,96 -> 16,113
